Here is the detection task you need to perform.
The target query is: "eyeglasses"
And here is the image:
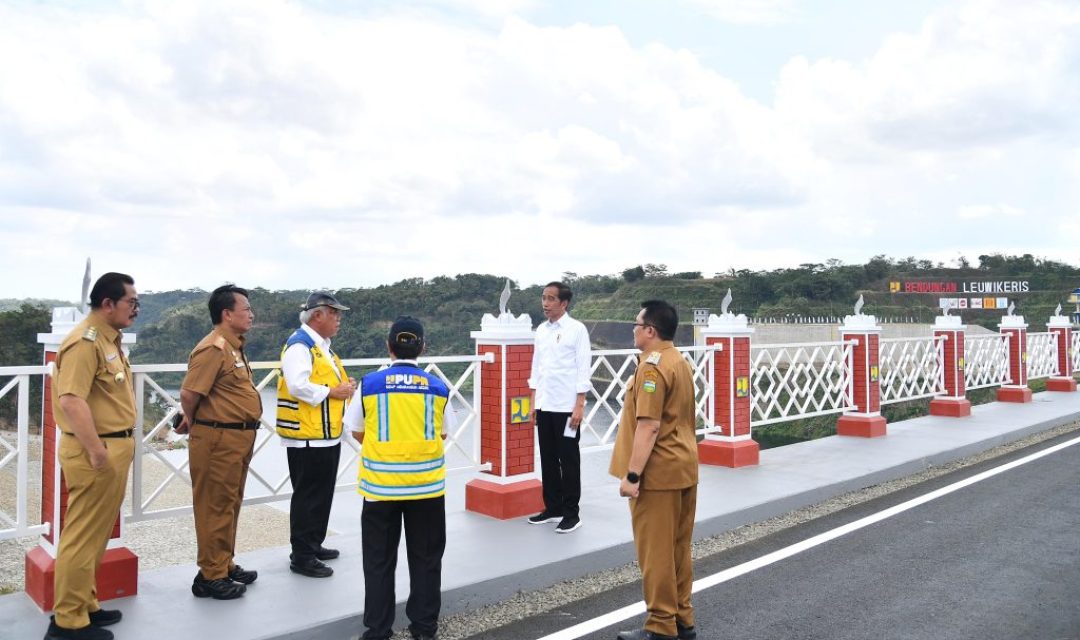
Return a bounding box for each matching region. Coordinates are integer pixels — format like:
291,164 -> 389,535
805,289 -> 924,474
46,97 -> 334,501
116,297 -> 140,309
632,322 -> 653,330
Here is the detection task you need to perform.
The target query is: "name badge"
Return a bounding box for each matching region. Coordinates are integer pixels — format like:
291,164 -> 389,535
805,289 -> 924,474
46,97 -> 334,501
234,361 -> 245,368
105,352 -> 119,362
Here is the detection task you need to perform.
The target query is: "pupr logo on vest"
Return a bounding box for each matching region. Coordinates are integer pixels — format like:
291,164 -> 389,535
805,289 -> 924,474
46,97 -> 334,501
385,373 -> 429,388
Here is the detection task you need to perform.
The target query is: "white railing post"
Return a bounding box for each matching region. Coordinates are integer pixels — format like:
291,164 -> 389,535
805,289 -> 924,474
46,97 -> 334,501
699,311 -> 756,467
997,312 -> 1032,403
837,311 -> 887,437
1046,313 -> 1077,392
930,315 -> 972,417
464,310 -> 543,519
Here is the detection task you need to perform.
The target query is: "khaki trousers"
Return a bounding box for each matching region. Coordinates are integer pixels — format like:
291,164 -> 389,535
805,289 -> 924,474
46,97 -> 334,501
629,484 -> 697,637
189,424 -> 256,580
54,434 -> 134,629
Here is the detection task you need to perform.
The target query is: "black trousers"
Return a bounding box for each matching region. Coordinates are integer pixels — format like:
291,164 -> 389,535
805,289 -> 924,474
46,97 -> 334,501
536,409 -> 581,520
361,496 -> 446,640
286,443 -> 341,562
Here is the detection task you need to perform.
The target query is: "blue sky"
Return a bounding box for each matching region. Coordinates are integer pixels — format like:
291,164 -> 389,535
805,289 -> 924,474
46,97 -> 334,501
0,0 -> 1077,301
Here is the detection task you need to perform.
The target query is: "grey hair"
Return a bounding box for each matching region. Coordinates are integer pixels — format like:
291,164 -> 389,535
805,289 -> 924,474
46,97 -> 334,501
299,308 -> 315,324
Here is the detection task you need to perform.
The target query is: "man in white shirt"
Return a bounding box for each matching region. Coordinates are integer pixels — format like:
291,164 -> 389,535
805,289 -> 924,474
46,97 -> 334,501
527,282 -> 592,533
276,292 -> 357,578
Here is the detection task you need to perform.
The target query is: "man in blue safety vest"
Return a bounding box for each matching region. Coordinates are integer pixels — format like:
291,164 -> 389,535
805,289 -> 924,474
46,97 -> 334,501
343,316 -> 456,640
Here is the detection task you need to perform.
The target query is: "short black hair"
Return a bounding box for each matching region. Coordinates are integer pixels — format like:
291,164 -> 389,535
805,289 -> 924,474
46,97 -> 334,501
89,272 -> 134,309
209,284 -> 249,325
640,299 -> 678,341
544,281 -> 572,304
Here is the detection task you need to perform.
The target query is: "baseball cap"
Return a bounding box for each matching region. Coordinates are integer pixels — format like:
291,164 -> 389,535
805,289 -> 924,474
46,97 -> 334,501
389,316 -> 424,346
301,291 -> 350,311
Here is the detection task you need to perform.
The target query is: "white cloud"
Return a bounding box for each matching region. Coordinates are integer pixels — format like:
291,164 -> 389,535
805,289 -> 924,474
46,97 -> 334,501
956,204 -> 1023,220
680,0 -> 797,25
0,0 -> 1077,299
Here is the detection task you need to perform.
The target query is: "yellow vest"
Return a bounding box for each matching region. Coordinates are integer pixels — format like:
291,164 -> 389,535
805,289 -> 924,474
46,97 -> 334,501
276,329 -> 348,441
358,364 -> 448,500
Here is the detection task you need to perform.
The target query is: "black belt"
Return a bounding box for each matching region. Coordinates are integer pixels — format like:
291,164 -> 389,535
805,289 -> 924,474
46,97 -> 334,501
195,420 -> 261,430
100,429 -> 134,438
61,429 -> 133,438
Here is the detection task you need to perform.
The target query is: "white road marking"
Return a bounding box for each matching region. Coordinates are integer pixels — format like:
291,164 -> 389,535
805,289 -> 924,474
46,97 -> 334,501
534,434 -> 1080,640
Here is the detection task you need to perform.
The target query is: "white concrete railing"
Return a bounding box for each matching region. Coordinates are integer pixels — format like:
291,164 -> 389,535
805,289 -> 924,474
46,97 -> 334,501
2,325 -> 1064,539
1025,332 -> 1059,381
1073,332 -> 1080,374
750,340 -> 856,427
580,345 -> 719,451
879,336 -> 946,406
965,334 -> 1012,390
128,355 -> 490,524
0,366 -> 49,541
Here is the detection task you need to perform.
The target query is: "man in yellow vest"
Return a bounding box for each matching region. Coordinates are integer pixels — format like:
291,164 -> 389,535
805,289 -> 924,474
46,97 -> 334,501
276,292 -> 356,578
343,316 -> 454,640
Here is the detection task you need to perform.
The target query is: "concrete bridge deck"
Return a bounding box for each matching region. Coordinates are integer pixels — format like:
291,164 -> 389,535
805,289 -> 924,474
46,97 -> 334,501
3,390 -> 1079,640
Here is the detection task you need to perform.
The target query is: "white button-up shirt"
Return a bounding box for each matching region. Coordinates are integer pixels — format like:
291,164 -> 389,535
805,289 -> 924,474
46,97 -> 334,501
280,323 -> 346,448
528,312 -> 592,412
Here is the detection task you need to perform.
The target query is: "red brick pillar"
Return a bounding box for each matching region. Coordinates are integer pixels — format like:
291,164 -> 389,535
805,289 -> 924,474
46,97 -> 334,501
25,308 -> 138,611
929,315 -> 971,417
1046,314 -> 1076,392
837,314 -> 887,437
996,314 -> 1032,403
698,313 -> 758,467
464,312 -> 543,519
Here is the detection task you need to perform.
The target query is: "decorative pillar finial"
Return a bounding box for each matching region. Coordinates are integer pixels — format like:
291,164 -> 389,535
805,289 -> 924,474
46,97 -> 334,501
80,258 -> 91,314
854,294 -> 864,316
499,279 -> 511,316
721,288 -> 732,315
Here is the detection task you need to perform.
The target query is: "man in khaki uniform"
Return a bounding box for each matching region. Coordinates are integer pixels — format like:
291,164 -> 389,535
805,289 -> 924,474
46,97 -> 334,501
176,285 -> 263,600
47,272 -> 139,640
610,300 -> 699,640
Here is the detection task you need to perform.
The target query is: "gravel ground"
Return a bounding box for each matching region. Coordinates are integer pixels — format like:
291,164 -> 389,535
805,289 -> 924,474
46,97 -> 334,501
0,436 -> 292,594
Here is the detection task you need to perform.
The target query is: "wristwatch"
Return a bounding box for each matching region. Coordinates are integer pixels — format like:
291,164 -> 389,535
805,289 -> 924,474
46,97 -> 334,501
626,471 -> 641,484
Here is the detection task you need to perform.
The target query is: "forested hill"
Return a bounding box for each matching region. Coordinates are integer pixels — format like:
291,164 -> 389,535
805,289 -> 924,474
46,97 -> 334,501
0,254 -> 1077,366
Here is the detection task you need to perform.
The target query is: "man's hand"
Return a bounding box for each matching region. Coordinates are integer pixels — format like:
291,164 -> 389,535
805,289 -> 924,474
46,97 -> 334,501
174,414 -> 191,435
570,404 -> 584,428
328,381 -> 356,400
87,443 -> 109,470
619,476 -> 640,499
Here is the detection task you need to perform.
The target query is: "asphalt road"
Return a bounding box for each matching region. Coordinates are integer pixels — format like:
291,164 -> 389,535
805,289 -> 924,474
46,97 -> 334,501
469,432 -> 1080,640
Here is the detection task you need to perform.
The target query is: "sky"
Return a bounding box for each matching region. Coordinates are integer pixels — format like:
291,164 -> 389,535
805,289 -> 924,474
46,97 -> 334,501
1,0 -> 1078,301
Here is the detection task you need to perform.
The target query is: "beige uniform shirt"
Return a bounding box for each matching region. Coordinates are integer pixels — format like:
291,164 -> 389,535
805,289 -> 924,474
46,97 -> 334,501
181,327 -> 263,423
52,316 -> 136,435
609,340 -> 699,490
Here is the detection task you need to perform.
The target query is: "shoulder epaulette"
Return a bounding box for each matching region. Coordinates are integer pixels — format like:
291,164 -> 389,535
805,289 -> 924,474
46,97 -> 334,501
212,336 -> 227,350
645,351 -> 662,365
81,326 -> 98,341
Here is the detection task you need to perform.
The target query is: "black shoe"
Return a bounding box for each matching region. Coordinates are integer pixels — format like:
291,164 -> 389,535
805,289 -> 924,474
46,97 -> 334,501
191,573 -> 246,599
555,517 -> 582,534
676,622 -> 697,640
528,511 -> 561,524
314,546 -> 340,561
615,630 -> 676,640
409,626 -> 438,640
290,556 -> 333,578
44,619 -> 114,640
228,564 -> 258,585
87,609 -> 121,627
